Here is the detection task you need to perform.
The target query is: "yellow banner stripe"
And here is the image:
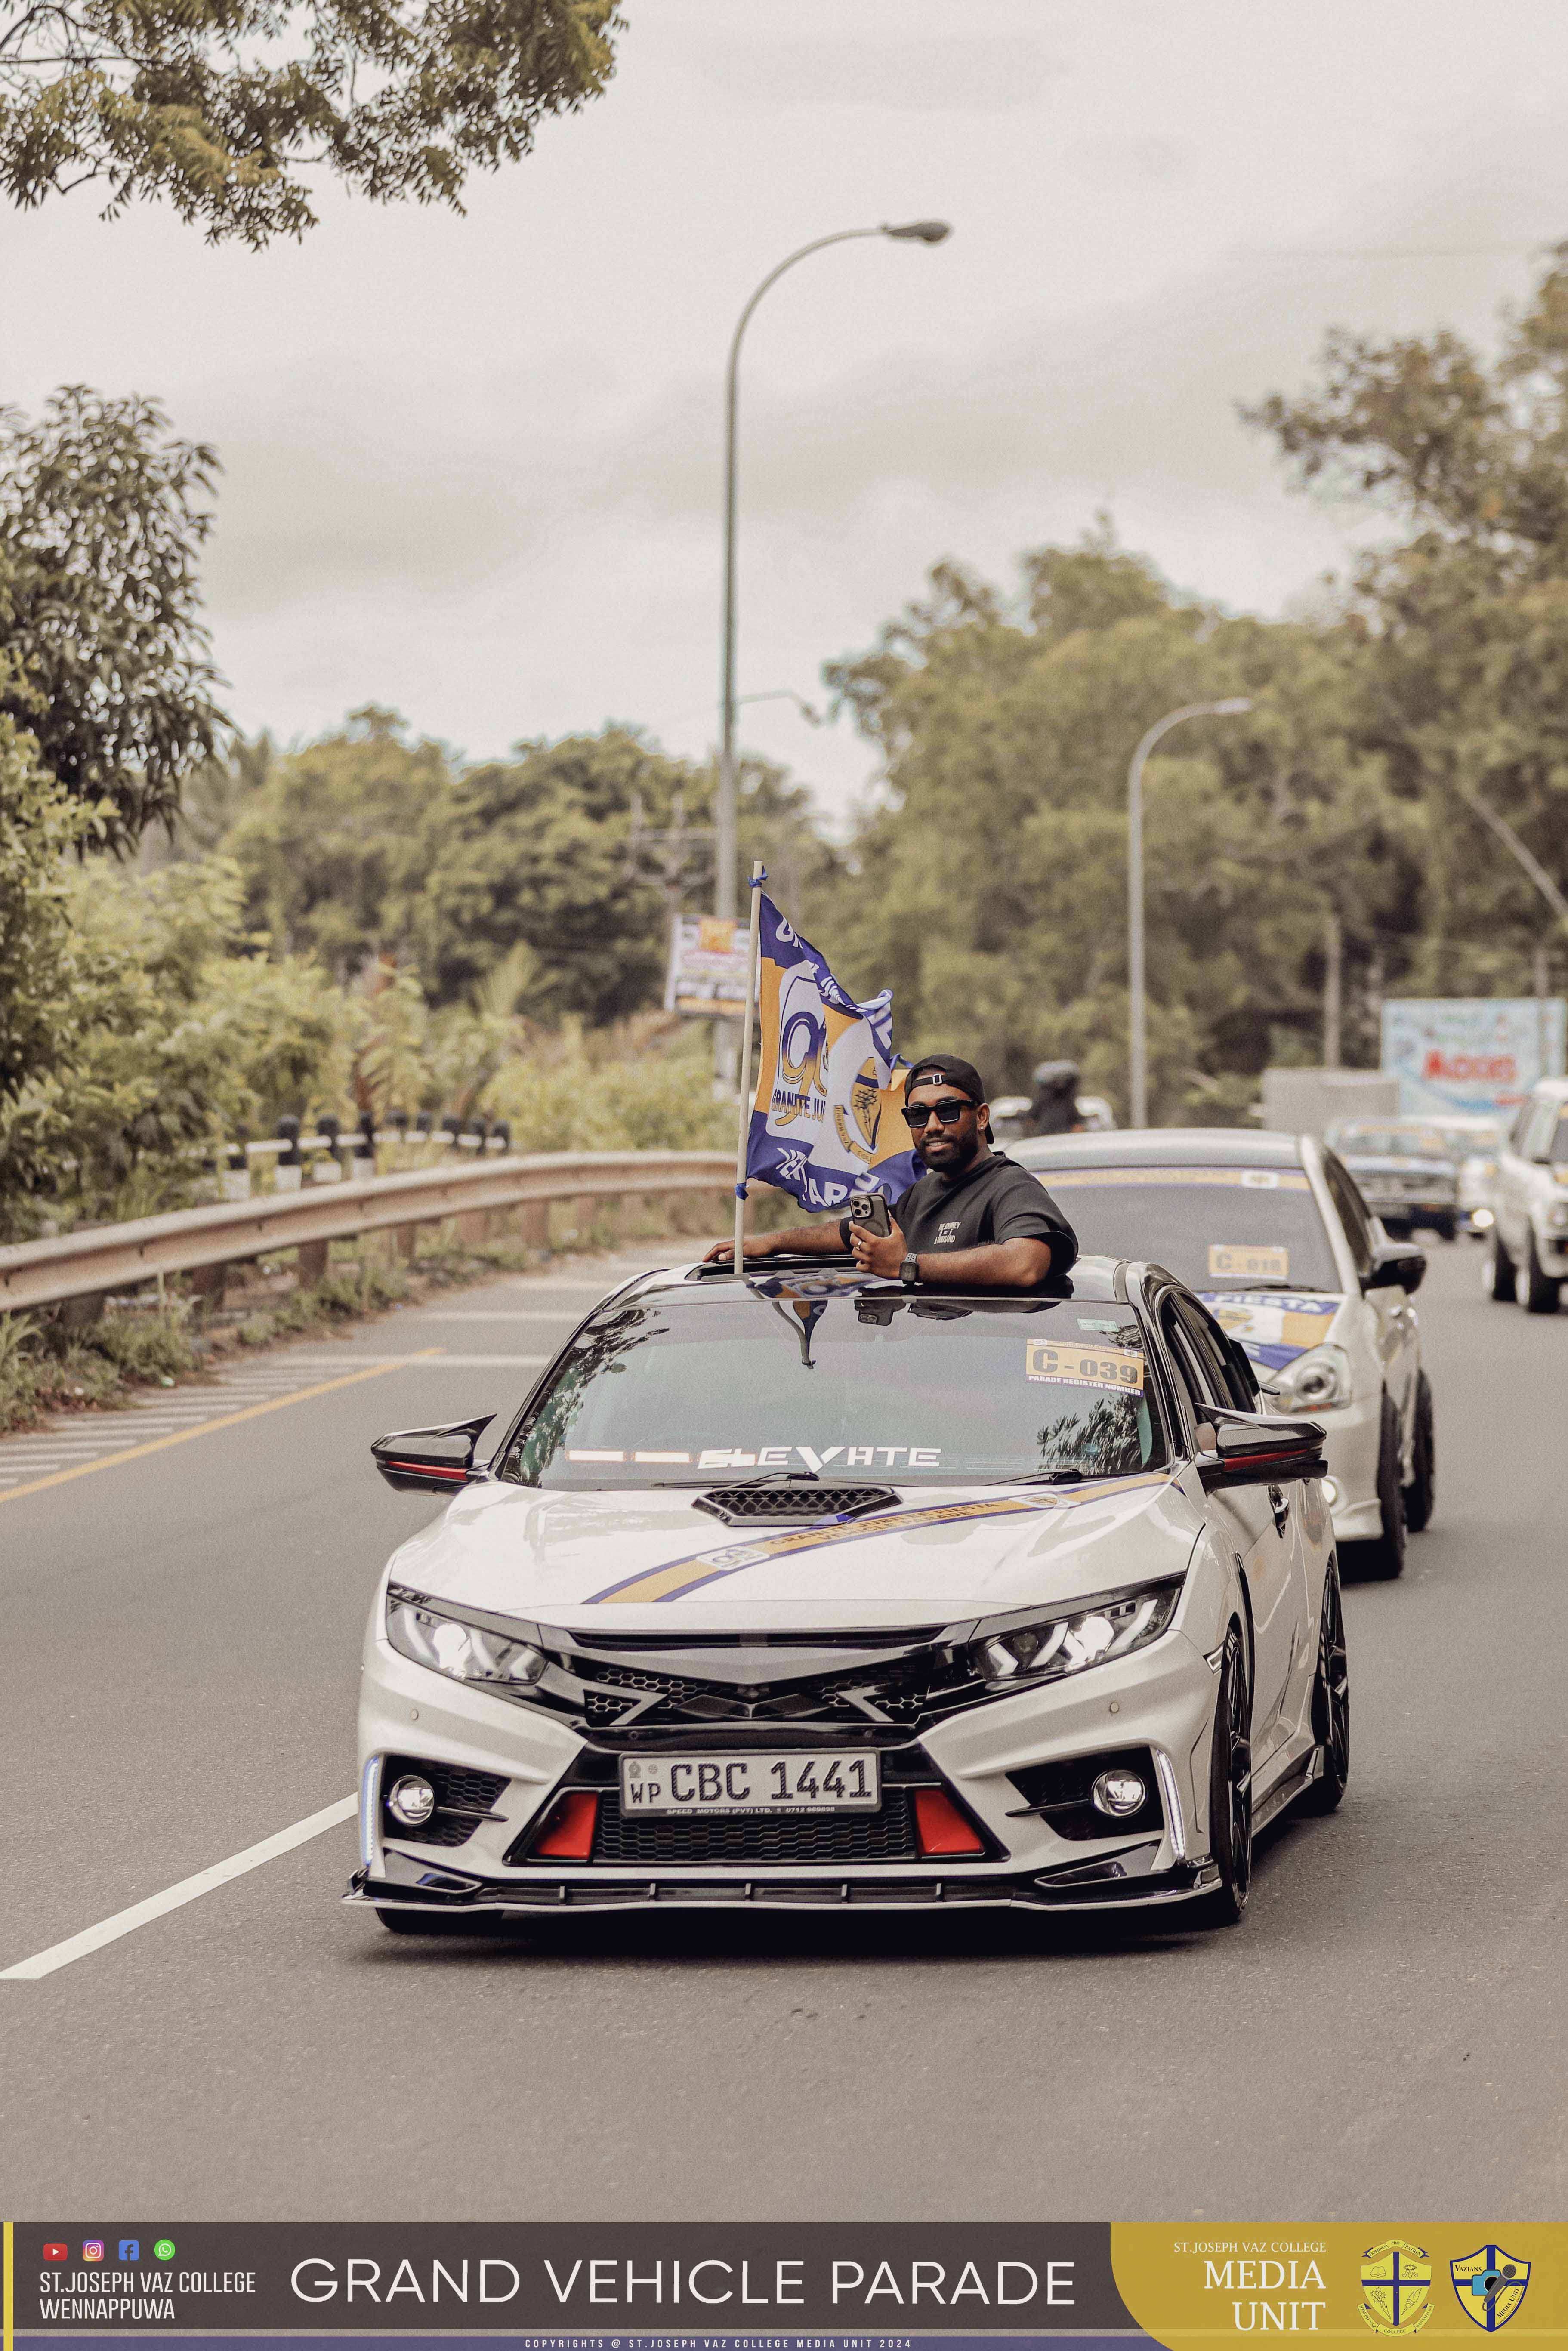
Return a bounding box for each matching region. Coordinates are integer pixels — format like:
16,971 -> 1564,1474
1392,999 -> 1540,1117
0,1351 -> 444,1508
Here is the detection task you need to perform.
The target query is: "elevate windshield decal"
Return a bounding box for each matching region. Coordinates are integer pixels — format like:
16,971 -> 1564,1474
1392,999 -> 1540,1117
1204,1290 -> 1340,1370
586,1477 -> 1174,1606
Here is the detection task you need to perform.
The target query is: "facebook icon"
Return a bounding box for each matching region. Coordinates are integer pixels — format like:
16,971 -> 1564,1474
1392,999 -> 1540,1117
119,2241 -> 139,2261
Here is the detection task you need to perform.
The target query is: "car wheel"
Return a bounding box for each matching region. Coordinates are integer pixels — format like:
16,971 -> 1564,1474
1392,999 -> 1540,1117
1402,1370 -> 1436,1533
1488,1232 -> 1518,1302
1524,1234 -> 1562,1315
1191,1623 -> 1252,1928
1299,1560 -> 1349,1815
1354,1391 -> 1407,1580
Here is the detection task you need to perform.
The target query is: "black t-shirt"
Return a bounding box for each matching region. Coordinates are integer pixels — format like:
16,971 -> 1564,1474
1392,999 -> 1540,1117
841,1151 -> 1079,1273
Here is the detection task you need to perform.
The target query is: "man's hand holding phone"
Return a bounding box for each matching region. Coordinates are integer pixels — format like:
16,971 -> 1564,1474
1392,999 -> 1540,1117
847,1190 -> 907,1279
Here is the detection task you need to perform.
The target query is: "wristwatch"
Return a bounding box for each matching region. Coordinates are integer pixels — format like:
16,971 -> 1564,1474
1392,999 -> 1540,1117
900,1252 -> 920,1287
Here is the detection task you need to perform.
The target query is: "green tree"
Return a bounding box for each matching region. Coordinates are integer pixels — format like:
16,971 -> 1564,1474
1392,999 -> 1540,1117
0,0 -> 622,245
1247,245 -> 1568,997
0,387 -> 224,848
822,533 -> 1415,1119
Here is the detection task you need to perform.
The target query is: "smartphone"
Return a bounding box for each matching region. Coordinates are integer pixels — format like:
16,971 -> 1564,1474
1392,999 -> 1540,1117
846,1191 -> 892,1238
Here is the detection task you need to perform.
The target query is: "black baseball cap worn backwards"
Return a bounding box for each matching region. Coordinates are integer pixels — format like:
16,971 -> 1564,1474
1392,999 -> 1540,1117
902,1054 -> 987,1105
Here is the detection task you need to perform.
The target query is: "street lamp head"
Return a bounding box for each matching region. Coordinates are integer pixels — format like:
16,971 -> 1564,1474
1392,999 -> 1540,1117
1212,697 -> 1253,716
883,219 -> 952,244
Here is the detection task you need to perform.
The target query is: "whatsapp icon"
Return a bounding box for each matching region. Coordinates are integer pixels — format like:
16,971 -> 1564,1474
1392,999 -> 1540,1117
153,2240 -> 175,2262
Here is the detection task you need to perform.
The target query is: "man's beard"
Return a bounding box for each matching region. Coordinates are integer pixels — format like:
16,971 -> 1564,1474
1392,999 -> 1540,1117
919,1125 -> 983,1176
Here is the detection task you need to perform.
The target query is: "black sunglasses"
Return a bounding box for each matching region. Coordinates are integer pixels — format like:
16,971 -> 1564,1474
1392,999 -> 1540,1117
903,1098 -> 975,1129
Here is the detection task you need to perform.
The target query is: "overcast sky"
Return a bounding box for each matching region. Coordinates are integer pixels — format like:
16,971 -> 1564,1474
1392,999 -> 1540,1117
12,0 -> 1568,826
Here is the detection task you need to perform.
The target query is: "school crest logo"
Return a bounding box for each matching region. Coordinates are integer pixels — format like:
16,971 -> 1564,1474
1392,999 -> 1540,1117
833,1056 -> 885,1160
1360,2242 -> 1433,2334
1451,2248 -> 1530,2331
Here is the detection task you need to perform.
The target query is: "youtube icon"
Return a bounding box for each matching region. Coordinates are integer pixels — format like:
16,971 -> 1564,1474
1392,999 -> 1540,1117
43,2244 -> 67,2263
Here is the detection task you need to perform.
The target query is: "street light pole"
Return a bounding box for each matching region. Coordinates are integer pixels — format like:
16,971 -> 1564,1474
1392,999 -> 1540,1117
1127,697 -> 1252,1128
714,217 -> 950,1083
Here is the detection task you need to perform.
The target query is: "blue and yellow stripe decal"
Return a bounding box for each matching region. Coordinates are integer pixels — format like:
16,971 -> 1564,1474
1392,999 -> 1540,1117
587,1475 -> 1174,1605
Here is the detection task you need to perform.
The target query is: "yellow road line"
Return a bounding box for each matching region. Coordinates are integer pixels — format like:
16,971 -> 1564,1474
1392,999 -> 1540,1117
0,1351 -> 444,1508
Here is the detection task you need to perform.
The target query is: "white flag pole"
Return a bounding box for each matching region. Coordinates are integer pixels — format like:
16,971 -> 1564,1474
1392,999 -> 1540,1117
732,860 -> 766,1276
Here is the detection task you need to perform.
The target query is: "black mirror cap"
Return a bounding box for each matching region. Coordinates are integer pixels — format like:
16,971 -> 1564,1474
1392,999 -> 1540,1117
1363,1242 -> 1426,1295
372,1414 -> 494,1494
1197,1411 -> 1328,1492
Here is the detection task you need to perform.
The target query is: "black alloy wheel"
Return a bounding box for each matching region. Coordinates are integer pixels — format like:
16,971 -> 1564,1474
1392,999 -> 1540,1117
1355,1391 -> 1407,1580
1488,1232 -> 1518,1302
1524,1233 -> 1562,1315
1300,1560 -> 1350,1815
1402,1370 -> 1436,1534
1193,1622 -> 1253,1928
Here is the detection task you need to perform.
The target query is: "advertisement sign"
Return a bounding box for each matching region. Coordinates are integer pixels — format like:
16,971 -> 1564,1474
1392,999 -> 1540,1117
663,915 -> 750,1018
1381,997 -> 1567,1117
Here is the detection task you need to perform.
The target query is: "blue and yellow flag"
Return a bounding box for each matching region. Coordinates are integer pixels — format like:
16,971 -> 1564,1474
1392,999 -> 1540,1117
746,895 -> 918,1213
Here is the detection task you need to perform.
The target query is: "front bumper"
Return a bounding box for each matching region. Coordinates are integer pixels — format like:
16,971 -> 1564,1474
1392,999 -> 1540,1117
354,1613 -> 1228,1918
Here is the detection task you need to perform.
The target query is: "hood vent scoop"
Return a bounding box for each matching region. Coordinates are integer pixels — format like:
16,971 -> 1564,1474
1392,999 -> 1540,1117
693,1483 -> 899,1527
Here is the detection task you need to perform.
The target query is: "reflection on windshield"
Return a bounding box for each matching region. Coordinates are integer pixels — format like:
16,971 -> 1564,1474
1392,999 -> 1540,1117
1037,1168 -> 1341,1294
500,1287 -> 1165,1488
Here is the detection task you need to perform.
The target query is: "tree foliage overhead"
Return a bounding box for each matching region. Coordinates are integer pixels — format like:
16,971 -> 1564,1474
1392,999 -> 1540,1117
0,0 -> 621,243
1246,245 -> 1568,988
0,386 -> 224,847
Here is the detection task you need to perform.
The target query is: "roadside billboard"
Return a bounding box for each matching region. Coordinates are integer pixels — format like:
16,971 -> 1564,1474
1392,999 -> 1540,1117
663,913 -> 750,1017
1381,997 -> 1568,1117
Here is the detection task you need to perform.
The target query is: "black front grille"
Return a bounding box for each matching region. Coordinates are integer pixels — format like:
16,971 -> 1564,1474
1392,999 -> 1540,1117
695,1483 -> 897,1523
381,1753 -> 508,1848
590,1788 -> 919,1864
554,1640 -> 985,1730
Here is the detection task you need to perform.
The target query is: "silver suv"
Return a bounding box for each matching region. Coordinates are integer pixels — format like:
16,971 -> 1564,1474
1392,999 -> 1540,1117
1488,1080 -> 1568,1313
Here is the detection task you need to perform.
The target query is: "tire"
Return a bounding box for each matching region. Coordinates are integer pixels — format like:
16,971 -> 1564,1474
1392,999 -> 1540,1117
1488,1232 -> 1518,1302
1356,1391 -> 1407,1580
1191,1623 -> 1253,1928
1402,1370 -> 1436,1534
1524,1233 -> 1562,1315
1299,1559 -> 1350,1815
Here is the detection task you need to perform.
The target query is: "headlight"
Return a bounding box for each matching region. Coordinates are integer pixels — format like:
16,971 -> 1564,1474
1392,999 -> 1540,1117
1267,1344 -> 1352,1410
973,1580 -> 1182,1690
385,1586 -> 547,1694
1547,1203 -> 1568,1231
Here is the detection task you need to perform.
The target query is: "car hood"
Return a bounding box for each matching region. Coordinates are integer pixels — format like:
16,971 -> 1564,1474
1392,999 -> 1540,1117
1201,1288 -> 1344,1372
382,1472 -> 1204,1634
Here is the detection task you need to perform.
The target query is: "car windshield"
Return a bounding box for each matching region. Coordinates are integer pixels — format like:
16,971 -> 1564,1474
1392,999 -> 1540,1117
500,1277 -> 1166,1489
1333,1126 -> 1453,1159
1030,1166 -> 1342,1294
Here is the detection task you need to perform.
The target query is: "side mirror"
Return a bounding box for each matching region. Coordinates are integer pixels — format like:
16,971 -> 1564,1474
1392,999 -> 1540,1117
1363,1241 -> 1426,1296
372,1414 -> 494,1494
1195,1407 -> 1327,1492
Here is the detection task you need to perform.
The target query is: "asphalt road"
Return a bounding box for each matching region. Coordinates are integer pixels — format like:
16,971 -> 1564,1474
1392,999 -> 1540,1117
1,1241 -> 1563,2221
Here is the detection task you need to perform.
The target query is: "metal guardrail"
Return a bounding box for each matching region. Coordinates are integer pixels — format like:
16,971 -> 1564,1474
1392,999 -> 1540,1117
0,1150 -> 736,1314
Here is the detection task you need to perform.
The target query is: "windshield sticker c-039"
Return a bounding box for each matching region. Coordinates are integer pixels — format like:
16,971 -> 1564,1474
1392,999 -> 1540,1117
1025,1339 -> 1143,1393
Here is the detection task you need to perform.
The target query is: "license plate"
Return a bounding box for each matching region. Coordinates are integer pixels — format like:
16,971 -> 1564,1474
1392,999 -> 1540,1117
620,1752 -> 881,1814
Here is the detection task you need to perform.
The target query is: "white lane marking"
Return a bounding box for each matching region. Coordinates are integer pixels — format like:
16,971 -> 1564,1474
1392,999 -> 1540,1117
0,1795 -> 357,1981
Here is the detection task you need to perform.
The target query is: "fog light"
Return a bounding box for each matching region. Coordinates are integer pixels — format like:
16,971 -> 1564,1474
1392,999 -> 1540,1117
387,1774 -> 437,1827
1321,1477 -> 1340,1505
1091,1769 -> 1147,1818
1472,1207 -> 1494,1231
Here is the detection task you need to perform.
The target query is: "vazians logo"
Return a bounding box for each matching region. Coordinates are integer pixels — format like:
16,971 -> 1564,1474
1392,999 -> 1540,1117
1451,2249 -> 1531,2332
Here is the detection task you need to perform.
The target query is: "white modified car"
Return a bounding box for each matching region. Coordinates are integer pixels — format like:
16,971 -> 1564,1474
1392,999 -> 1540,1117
347,1253 -> 1345,1934
1015,1131 -> 1430,1577
1488,1080 -> 1568,1313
